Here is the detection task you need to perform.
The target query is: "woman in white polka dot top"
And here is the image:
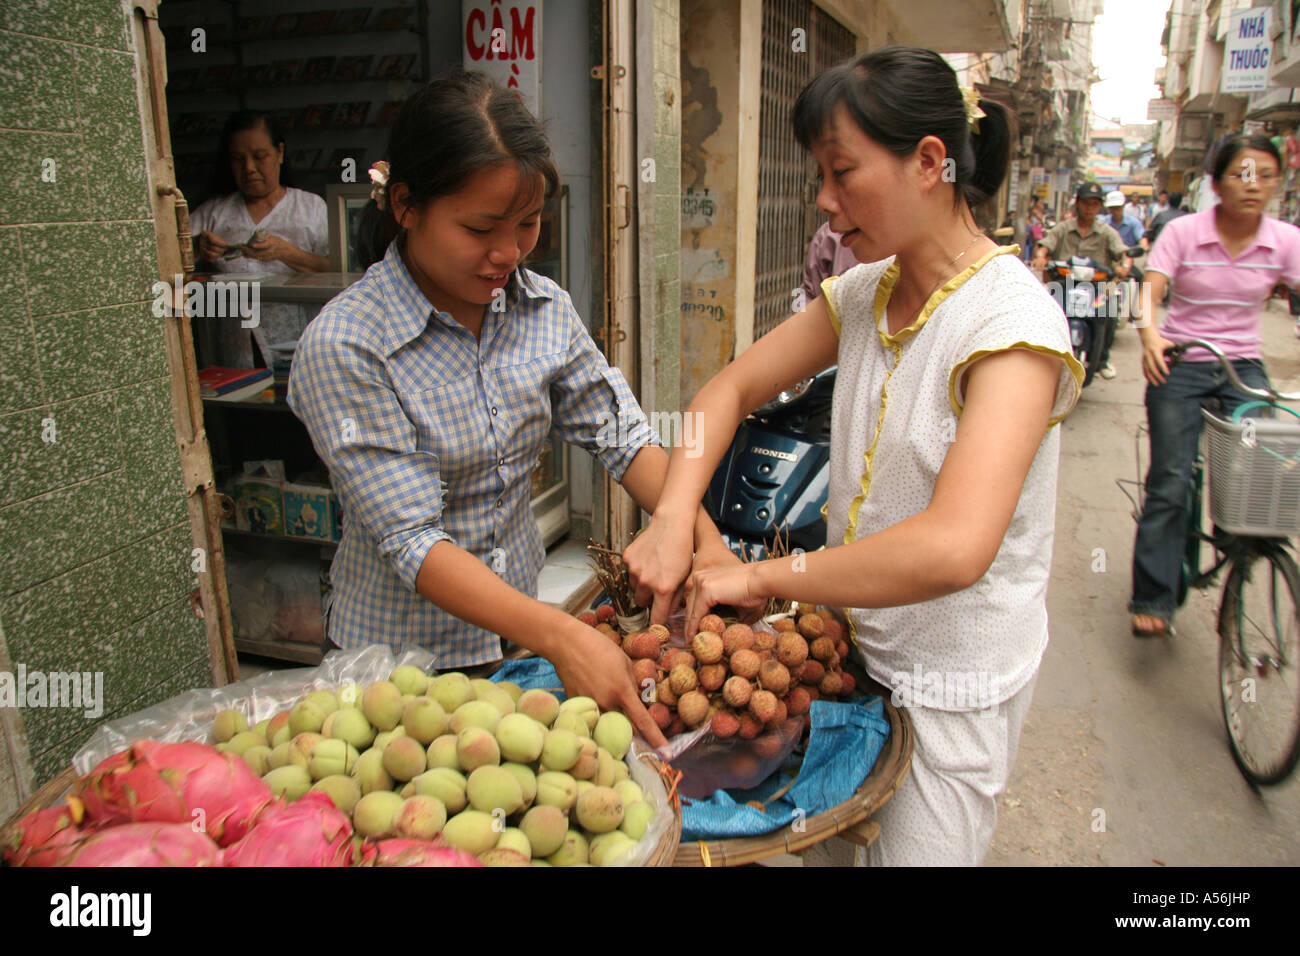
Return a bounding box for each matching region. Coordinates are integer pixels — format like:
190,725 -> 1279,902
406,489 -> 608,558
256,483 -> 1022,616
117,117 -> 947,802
624,47 -> 1083,865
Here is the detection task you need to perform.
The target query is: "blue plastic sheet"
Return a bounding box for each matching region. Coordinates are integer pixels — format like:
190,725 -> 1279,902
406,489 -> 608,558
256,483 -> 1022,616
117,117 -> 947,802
490,658 -> 891,841
491,657 -> 566,693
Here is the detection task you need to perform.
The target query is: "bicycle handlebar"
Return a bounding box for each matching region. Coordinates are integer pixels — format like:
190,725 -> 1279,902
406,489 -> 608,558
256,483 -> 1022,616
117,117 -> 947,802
1163,339 -> 1300,403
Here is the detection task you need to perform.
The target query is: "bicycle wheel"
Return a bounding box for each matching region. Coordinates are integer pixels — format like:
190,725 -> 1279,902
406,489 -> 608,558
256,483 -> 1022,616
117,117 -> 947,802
1217,543 -> 1300,785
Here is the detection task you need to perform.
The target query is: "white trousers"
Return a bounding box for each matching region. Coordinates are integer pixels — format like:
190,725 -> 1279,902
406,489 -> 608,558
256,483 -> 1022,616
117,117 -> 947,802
858,672 -> 1038,867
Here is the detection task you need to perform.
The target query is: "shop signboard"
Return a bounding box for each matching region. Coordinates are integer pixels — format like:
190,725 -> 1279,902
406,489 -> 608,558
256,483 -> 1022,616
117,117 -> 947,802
1222,6 -> 1273,94
463,0 -> 542,117
1147,99 -> 1175,121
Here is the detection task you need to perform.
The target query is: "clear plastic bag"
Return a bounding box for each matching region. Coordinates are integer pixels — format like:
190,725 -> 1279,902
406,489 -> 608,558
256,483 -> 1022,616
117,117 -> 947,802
650,611 -> 806,798
69,647 -> 677,866
72,645 -> 434,775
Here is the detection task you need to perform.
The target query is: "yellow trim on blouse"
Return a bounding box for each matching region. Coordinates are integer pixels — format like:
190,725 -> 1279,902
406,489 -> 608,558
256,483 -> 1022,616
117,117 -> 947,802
948,343 -> 1085,428
874,245 -> 1021,347
821,276 -> 842,336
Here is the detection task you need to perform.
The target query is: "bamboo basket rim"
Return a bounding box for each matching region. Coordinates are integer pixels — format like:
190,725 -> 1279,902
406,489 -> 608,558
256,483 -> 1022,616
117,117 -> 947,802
670,694 -> 913,867
4,749 -> 684,869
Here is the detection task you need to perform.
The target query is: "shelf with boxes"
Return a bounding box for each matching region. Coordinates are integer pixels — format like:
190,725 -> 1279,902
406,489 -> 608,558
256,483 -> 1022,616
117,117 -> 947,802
196,273 -> 363,666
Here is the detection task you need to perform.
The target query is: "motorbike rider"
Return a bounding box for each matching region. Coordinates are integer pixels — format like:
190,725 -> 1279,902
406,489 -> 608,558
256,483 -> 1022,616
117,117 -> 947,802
1033,181 -> 1132,380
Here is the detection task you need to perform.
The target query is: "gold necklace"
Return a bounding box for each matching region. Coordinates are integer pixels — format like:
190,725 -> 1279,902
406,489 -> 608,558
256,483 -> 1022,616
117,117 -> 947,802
947,232 -> 983,266
890,234 -> 984,331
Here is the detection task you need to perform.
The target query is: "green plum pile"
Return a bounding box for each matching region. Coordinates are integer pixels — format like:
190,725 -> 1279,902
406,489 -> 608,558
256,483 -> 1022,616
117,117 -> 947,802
212,666 -> 659,867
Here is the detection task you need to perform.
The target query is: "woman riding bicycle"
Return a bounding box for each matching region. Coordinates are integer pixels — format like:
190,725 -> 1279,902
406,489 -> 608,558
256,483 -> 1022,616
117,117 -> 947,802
1131,134 -> 1300,637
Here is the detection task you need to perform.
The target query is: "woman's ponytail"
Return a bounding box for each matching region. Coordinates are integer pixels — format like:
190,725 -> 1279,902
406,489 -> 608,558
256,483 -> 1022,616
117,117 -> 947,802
963,98 -> 1014,210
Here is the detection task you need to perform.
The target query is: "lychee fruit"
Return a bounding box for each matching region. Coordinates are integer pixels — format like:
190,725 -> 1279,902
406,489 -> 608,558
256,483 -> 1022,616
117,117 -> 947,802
839,672 -> 856,696
754,733 -> 785,759
737,714 -> 763,739
786,686 -> 812,716
710,711 -> 740,739
623,631 -> 660,661
632,658 -> 659,686
577,610 -> 599,627
797,613 -> 825,639
753,629 -> 778,652
698,663 -> 727,693
692,630 -> 724,665
655,679 -> 678,707
649,702 -> 671,730
666,716 -> 686,736
773,617 -> 797,633
661,648 -> 695,672
595,605 -> 616,623
721,623 -> 755,655
668,664 -> 698,696
758,659 -> 791,696
729,649 -> 760,680
722,676 -> 753,709
697,614 -> 726,635
776,633 -> 809,668
836,640 -> 851,661
647,623 -> 670,643
822,618 -> 845,642
748,689 -> 779,724
677,690 -> 711,728
819,671 -> 844,697
800,660 -> 826,685
810,637 -> 835,662
595,622 -> 620,645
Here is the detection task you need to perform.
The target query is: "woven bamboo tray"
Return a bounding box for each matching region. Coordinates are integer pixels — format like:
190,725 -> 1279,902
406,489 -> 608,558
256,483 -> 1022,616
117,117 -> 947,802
4,751 -> 683,869
671,694 -> 912,866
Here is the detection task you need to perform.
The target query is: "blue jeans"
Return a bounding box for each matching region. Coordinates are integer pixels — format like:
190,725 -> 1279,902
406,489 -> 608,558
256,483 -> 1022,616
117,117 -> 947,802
1129,358 -> 1271,619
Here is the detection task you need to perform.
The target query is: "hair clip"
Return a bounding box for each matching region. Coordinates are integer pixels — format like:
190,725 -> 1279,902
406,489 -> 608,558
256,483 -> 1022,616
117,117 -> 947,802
368,161 -> 390,211
961,87 -> 986,133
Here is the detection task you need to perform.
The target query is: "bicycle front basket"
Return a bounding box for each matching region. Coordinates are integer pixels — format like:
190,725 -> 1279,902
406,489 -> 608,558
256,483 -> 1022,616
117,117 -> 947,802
1202,409 -> 1300,536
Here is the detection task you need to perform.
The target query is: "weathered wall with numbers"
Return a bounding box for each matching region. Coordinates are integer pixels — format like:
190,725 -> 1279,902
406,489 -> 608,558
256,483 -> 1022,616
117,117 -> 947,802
0,0 -> 213,812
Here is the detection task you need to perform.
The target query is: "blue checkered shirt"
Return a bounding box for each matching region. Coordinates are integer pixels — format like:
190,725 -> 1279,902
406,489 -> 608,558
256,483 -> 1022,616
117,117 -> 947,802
288,240 -> 657,667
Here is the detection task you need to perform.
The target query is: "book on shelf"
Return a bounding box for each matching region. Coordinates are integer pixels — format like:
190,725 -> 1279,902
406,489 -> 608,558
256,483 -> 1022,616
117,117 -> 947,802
199,366 -> 273,398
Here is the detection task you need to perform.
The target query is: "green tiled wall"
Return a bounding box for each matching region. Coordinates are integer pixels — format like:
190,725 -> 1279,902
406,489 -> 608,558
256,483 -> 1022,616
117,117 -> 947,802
0,3 -> 212,790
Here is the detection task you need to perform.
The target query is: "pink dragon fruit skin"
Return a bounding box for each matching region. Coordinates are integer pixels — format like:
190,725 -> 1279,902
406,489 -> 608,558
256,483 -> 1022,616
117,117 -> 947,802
61,822 -> 223,867
3,803 -> 86,867
75,740 -> 273,846
371,838 -> 483,867
223,792 -> 354,867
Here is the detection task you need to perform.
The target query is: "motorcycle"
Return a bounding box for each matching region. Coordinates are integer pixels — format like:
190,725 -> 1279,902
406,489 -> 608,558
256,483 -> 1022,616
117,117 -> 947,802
1046,246 -> 1144,388
704,366 -> 835,561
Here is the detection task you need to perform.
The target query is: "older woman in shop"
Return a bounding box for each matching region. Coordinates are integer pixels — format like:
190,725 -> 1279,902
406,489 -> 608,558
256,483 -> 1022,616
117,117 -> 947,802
191,111 -> 330,368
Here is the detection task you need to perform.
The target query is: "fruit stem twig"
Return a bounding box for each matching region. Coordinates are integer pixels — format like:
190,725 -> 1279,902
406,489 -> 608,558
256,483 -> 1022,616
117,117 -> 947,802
763,771 -> 800,805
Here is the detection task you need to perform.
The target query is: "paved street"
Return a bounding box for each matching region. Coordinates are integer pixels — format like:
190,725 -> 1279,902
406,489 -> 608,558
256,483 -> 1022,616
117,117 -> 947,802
987,297 -> 1300,866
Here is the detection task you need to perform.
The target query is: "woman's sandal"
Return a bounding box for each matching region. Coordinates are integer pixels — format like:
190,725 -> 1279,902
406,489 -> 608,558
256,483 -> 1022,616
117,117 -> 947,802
1131,613 -> 1174,638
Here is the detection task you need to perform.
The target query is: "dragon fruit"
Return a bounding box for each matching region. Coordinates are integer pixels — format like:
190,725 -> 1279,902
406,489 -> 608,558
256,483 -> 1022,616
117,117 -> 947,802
75,740 -> 273,846
223,793 -> 355,867
60,822 -> 222,866
368,838 -> 484,867
2,801 -> 87,867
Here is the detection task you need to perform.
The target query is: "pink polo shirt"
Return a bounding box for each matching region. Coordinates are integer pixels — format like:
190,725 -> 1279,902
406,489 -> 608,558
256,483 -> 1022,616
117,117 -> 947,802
1146,209 -> 1300,360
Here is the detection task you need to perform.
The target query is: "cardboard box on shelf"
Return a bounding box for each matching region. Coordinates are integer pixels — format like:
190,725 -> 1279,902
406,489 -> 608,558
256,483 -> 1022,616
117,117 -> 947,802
233,477 -> 284,534
283,483 -> 333,542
